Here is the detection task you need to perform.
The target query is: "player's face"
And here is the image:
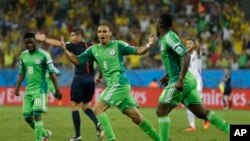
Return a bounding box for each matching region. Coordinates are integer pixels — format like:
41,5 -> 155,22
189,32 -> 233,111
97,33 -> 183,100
97,25 -> 112,45
70,32 -> 79,43
24,38 -> 36,53
185,40 -> 195,52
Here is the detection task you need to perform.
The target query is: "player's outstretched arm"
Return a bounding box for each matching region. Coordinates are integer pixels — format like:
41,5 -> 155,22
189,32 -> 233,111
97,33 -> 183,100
14,74 -> 24,96
35,34 -> 61,46
60,36 -> 80,65
135,34 -> 156,55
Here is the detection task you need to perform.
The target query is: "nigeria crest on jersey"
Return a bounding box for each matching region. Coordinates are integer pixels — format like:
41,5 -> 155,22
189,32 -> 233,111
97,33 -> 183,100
35,59 -> 41,64
110,49 -> 115,56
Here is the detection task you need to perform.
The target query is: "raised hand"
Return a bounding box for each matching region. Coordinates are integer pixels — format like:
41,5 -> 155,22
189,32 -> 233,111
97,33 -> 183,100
148,34 -> 157,46
160,75 -> 169,88
54,89 -> 62,100
60,36 -> 67,51
35,34 -> 46,42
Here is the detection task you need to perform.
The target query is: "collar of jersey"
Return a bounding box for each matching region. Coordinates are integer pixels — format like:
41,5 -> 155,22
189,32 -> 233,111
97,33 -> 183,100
99,41 -> 112,48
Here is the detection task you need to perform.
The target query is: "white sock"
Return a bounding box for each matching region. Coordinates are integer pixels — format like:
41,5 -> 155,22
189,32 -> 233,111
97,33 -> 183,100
187,109 -> 195,128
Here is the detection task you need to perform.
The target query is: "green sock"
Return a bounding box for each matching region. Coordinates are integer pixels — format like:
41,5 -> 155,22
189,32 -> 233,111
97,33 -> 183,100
139,119 -> 160,141
27,121 -> 47,136
97,113 -> 116,141
35,121 -> 43,141
207,111 -> 230,134
158,116 -> 170,141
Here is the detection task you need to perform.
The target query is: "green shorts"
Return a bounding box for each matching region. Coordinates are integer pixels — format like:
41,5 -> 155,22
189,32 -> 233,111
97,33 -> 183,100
23,92 -> 48,115
159,77 -> 202,107
98,84 -> 138,112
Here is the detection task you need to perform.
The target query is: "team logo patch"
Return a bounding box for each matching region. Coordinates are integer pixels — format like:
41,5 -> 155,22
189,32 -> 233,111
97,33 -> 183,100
109,49 -> 115,56
35,59 -> 41,64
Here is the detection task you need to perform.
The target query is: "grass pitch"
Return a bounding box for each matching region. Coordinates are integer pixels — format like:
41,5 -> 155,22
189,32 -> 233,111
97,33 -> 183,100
0,106 -> 249,141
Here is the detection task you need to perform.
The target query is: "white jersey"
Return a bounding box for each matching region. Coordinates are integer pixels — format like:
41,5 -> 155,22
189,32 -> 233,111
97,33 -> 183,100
189,51 -> 203,92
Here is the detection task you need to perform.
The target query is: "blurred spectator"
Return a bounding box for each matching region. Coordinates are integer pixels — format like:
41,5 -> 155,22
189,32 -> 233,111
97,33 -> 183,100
148,78 -> 159,88
0,0 -> 249,70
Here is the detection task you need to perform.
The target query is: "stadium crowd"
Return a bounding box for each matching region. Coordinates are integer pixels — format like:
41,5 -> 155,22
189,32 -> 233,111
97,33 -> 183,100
0,0 -> 250,70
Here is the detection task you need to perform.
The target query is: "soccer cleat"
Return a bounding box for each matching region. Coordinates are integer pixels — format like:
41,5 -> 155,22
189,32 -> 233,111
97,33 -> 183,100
185,127 -> 196,132
204,120 -> 210,130
42,130 -> 52,141
96,122 -> 104,140
68,136 -> 82,141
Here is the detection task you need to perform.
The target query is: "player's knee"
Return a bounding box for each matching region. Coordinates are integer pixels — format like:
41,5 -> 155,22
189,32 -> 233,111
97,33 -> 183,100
156,108 -> 168,117
24,116 -> 33,123
130,114 -> 142,125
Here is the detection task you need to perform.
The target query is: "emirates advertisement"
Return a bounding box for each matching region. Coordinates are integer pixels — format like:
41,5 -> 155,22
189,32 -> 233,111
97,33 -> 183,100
0,87 -> 249,110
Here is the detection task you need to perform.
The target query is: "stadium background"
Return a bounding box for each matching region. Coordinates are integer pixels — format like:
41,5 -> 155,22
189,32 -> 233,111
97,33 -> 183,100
0,0 -> 250,141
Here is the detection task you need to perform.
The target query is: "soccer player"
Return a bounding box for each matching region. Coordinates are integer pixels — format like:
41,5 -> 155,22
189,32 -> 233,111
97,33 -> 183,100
222,68 -> 232,110
155,13 -> 230,141
184,39 -> 209,131
14,32 -> 62,141
59,23 -> 160,141
35,28 -> 104,141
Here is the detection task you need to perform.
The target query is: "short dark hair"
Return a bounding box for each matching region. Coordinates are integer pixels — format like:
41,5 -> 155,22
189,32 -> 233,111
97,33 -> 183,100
72,28 -> 84,37
157,13 -> 173,29
99,22 -> 112,31
23,32 -> 35,40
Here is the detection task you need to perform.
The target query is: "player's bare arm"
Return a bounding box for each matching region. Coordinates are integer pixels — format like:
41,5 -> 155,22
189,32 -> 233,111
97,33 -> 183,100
60,36 -> 80,65
14,74 -> 25,96
135,34 -> 156,55
35,34 -> 61,46
49,73 -> 62,100
176,53 -> 191,91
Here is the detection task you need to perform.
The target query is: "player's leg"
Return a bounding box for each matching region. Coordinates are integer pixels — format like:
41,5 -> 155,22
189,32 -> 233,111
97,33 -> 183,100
120,96 -> 159,141
185,109 -> 196,131
185,88 -> 230,134
33,94 -> 48,141
23,93 -> 48,140
95,84 -> 128,141
69,75 -> 86,140
81,79 -> 100,129
70,101 -> 81,140
228,95 -> 232,109
157,83 -> 180,141
188,104 -> 230,134
93,100 -> 115,141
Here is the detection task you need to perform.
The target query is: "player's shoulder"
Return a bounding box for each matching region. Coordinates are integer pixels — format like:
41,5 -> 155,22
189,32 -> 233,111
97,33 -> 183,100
21,50 -> 29,55
113,40 -> 129,47
37,48 -> 51,57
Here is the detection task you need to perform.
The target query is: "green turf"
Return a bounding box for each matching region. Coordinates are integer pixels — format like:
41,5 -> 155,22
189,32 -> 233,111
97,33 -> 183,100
0,106 -> 249,141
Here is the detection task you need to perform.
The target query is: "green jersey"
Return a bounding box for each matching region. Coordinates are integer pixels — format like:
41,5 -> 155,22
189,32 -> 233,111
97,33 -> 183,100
159,30 -> 188,83
77,40 -> 137,86
19,48 -> 55,94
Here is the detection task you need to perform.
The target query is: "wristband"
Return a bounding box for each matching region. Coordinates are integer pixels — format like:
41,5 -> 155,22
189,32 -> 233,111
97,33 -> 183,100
146,43 -> 151,49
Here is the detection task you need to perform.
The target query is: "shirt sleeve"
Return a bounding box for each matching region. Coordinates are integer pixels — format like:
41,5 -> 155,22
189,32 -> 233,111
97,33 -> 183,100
44,52 -> 55,73
18,56 -> 25,74
66,42 -> 72,52
165,33 -> 187,57
117,40 -> 137,55
77,47 -> 95,64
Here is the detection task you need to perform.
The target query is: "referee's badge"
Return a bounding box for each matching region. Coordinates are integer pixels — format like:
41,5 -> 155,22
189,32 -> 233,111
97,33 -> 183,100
110,49 -> 115,56
35,59 -> 41,64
